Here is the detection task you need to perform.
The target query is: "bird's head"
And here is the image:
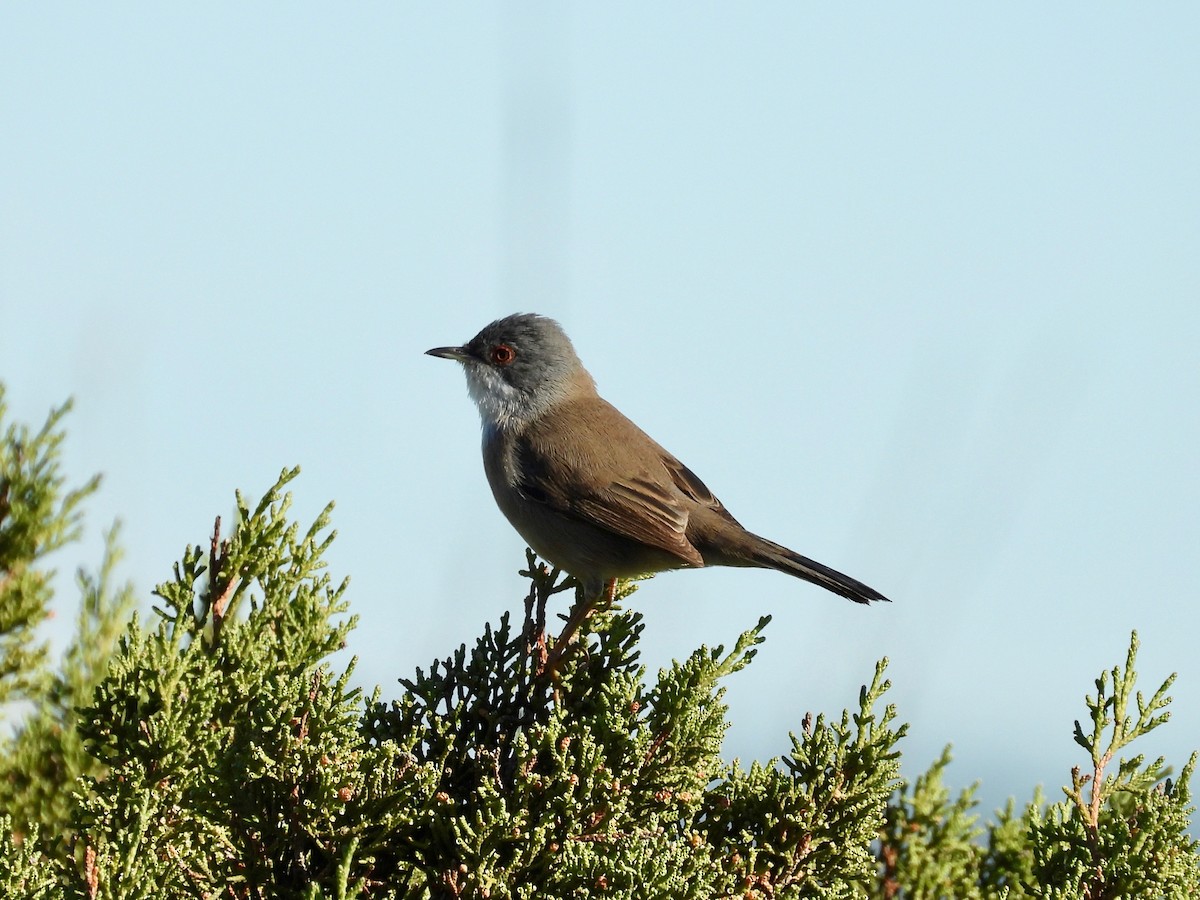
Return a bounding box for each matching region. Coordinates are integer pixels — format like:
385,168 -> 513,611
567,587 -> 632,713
426,313 -> 594,432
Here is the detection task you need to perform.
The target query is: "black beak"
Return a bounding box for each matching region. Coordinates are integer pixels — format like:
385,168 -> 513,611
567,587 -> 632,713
425,345 -> 471,362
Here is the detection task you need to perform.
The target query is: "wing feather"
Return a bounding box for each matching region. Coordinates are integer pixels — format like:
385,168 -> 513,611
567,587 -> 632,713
510,402 -> 706,567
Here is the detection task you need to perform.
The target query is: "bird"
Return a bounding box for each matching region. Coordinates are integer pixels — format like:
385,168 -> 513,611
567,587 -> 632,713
426,313 -> 888,608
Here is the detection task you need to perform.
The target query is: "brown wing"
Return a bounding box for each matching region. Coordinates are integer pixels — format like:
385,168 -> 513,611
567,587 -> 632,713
660,455 -> 742,527
511,397 -> 706,567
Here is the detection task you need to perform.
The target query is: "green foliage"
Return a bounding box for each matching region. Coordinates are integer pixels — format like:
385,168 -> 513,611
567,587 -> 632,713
0,389 -> 1196,899
875,746 -> 985,899
977,791 -> 1041,899
0,386 -> 100,708
73,467 -> 358,898
702,659 -> 904,897
0,526 -> 137,854
358,561 -> 905,898
1025,632 -> 1200,898
0,817 -> 57,898
0,387 -> 131,864
875,634 -> 1199,899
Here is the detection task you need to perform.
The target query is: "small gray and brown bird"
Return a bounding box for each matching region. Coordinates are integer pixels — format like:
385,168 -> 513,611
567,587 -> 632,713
426,313 -> 888,606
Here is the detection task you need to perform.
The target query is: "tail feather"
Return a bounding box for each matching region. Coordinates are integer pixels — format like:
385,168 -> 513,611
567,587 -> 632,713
748,536 -> 889,605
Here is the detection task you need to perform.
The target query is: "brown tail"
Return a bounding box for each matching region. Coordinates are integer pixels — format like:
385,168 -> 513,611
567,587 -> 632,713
747,535 -> 889,605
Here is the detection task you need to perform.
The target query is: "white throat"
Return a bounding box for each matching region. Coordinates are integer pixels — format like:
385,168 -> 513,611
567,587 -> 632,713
460,358 -> 593,437
465,366 -> 529,434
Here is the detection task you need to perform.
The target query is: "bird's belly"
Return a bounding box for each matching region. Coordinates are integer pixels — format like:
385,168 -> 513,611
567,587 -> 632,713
496,490 -> 688,582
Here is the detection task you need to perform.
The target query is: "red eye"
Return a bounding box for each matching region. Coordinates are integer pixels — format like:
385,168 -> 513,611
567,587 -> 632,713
490,344 -> 515,366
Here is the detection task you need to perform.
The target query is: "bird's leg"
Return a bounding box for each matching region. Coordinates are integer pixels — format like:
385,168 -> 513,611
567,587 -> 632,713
541,577 -> 616,679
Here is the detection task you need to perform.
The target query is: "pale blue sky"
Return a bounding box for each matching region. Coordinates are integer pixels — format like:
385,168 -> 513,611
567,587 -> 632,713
4,5 -> 1198,821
